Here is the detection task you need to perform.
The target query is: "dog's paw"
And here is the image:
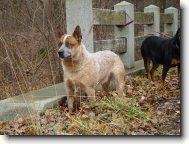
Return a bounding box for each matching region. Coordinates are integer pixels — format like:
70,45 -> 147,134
88,96 -> 96,102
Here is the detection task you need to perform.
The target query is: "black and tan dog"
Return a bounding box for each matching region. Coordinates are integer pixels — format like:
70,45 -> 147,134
140,28 -> 180,85
58,25 -> 126,112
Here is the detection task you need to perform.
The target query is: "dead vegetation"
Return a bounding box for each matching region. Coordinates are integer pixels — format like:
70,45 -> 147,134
0,68 -> 180,135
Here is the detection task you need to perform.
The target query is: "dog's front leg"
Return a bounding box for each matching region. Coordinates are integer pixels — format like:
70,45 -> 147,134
67,94 -> 74,113
66,79 -> 75,112
86,87 -> 96,102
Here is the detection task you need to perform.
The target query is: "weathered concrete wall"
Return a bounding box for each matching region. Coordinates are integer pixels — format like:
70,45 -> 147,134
0,83 -> 66,121
164,7 -> 178,35
94,38 -> 126,53
93,8 -> 126,25
144,5 -> 160,36
114,1 -> 135,69
134,12 -> 154,24
65,0 -> 94,52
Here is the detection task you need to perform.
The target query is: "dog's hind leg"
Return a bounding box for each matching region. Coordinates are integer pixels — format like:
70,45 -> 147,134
150,60 -> 159,81
101,73 -> 113,94
144,58 -> 151,80
102,82 -> 110,92
113,70 -> 126,97
86,87 -> 96,102
116,77 -> 125,97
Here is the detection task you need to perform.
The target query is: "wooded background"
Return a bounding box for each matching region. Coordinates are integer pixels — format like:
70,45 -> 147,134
0,0 -> 180,100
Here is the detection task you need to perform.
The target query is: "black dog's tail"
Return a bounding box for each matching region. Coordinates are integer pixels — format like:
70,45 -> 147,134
176,28 -> 180,36
174,28 -> 180,48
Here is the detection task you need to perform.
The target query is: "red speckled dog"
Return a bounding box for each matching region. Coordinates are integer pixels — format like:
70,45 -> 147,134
58,25 -> 125,112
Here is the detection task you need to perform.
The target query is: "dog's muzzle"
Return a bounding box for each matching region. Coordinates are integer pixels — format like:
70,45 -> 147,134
58,50 -> 72,59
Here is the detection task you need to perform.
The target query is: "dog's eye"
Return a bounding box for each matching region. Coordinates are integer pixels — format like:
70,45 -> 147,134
69,44 -> 74,47
66,42 -> 74,49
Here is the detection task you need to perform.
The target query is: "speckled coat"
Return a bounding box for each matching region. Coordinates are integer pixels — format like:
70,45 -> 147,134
58,26 -> 125,112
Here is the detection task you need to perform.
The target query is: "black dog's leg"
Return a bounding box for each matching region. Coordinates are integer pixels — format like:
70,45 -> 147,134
150,60 -> 159,81
161,64 -> 170,85
144,58 -> 151,80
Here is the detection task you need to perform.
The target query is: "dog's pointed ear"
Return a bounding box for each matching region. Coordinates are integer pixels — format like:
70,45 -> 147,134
72,25 -> 82,43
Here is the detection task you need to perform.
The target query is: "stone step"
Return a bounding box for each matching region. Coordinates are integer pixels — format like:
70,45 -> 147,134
0,83 -> 67,121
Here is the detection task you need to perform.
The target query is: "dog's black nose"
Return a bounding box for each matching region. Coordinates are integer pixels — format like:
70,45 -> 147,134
58,51 -> 64,57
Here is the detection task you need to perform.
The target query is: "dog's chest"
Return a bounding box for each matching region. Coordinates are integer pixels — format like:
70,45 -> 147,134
66,78 -> 86,95
64,64 -> 99,86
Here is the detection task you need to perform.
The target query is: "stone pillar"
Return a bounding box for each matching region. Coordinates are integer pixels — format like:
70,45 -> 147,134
164,7 -> 178,35
65,0 -> 94,52
114,1 -> 135,69
144,5 -> 160,36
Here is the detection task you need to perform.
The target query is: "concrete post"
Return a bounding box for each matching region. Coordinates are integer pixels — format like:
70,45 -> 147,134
114,1 -> 135,69
65,0 -> 94,52
164,7 -> 178,35
144,5 -> 160,36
